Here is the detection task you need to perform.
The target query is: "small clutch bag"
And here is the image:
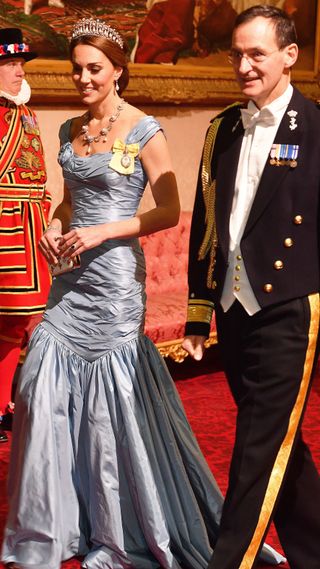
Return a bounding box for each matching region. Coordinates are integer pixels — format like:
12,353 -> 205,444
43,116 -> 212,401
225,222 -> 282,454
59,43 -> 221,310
50,255 -> 81,276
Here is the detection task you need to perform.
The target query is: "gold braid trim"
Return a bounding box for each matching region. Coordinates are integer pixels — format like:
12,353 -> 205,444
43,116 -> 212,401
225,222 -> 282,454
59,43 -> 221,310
198,103 -> 241,289
198,120 -> 221,259
198,118 -> 222,290
187,298 -> 215,324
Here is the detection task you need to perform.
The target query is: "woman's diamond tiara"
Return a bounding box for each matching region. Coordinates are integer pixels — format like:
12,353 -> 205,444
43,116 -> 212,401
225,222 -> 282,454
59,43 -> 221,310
71,18 -> 124,49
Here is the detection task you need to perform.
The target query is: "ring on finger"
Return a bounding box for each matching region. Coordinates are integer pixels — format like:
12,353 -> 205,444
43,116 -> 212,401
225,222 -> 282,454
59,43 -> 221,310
70,244 -> 76,251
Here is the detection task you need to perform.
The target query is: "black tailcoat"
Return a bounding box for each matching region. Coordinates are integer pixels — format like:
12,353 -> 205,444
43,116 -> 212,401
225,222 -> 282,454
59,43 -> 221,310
186,87 -> 320,337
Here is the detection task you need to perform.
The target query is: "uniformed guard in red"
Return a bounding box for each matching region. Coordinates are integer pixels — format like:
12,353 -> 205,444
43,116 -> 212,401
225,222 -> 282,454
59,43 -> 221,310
0,28 -> 51,442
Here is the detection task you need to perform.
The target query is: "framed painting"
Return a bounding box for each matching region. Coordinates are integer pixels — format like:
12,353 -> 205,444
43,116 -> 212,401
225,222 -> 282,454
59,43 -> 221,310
1,0 -> 319,105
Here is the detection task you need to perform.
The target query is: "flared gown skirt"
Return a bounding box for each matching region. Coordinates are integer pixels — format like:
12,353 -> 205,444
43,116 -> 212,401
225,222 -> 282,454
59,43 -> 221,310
1,240 -> 284,569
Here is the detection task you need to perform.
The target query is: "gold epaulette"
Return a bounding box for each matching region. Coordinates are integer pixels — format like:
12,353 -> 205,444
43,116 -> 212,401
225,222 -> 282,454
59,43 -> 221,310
198,102 -> 242,289
214,101 -> 243,120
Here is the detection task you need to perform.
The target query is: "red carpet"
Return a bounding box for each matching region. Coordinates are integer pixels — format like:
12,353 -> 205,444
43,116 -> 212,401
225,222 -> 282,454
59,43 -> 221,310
1,347 -> 319,569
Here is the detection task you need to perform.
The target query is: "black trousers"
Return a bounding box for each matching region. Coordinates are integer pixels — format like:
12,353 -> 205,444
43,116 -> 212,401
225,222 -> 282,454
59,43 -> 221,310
208,295 -> 320,569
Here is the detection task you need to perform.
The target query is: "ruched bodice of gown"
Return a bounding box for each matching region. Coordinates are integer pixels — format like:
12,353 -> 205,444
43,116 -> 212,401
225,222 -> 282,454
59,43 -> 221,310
42,116 -> 160,360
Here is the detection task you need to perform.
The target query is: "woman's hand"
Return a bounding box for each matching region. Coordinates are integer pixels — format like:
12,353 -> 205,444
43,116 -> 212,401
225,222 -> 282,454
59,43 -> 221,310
39,227 -> 63,265
58,225 -> 107,259
39,187 -> 72,265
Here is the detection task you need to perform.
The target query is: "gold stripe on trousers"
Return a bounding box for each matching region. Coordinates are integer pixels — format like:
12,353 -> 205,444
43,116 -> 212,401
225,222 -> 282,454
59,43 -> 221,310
239,292 -> 320,569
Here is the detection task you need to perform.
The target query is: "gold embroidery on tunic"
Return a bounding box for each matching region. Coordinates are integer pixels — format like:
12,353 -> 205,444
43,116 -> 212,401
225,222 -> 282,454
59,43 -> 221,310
4,110 -> 12,124
31,138 -> 41,152
21,136 -> 30,149
20,170 -> 46,181
16,150 -> 41,171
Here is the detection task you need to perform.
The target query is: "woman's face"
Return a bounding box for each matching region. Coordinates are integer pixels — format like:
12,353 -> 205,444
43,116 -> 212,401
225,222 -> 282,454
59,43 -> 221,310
71,43 -> 121,105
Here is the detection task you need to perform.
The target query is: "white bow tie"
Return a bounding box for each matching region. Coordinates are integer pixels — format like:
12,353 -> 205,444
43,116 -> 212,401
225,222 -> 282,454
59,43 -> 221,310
240,107 -> 277,130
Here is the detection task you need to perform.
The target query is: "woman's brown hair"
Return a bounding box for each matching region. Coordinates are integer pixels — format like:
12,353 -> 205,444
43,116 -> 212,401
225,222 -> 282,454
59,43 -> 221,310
70,34 -> 129,95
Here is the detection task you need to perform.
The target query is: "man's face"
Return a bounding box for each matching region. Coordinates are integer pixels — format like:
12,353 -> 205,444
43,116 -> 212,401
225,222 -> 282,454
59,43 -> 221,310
230,17 -> 298,108
0,58 -> 25,96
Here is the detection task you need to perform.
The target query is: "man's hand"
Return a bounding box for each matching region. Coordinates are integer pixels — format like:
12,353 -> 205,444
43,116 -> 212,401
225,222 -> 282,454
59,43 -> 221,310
182,335 -> 206,361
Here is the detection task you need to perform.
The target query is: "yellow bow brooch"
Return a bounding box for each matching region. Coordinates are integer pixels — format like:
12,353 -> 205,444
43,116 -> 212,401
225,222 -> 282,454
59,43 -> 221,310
109,139 -> 140,175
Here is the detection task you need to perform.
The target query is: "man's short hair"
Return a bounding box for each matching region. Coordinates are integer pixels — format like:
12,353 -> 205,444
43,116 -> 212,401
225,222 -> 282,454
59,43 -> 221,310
234,4 -> 298,48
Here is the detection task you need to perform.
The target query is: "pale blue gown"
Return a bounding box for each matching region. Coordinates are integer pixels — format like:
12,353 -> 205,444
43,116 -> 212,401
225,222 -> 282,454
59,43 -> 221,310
1,117 -> 284,569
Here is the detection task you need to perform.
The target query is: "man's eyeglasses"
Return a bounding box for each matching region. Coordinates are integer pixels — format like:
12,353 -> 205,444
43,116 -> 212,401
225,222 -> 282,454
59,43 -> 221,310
227,48 -> 281,66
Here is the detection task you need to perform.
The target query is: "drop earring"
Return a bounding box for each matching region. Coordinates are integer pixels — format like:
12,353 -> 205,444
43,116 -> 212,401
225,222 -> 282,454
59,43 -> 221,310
114,79 -> 119,93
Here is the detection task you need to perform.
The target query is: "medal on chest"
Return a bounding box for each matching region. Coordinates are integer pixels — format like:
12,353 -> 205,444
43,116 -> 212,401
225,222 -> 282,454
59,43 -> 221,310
269,143 -> 299,168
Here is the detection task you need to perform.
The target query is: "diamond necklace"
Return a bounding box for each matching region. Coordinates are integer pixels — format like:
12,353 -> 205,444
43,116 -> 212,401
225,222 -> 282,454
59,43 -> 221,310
81,98 -> 125,154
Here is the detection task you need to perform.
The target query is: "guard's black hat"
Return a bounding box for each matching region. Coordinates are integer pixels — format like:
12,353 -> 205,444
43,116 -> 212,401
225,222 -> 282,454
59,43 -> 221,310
0,28 -> 37,62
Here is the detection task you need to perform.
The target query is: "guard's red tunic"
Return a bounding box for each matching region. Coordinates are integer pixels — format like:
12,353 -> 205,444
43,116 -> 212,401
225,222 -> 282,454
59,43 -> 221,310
0,98 -> 51,316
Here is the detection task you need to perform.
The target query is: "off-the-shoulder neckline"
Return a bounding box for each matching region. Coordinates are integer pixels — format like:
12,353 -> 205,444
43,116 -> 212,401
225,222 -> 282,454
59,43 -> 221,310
65,115 -> 156,158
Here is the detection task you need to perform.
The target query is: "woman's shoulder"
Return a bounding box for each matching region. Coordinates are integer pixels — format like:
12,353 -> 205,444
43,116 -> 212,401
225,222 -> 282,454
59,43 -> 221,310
59,114 -> 86,144
124,105 -> 162,146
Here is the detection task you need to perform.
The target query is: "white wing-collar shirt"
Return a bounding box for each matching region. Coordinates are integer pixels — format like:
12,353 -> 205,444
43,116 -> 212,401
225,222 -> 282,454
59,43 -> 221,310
221,84 -> 293,315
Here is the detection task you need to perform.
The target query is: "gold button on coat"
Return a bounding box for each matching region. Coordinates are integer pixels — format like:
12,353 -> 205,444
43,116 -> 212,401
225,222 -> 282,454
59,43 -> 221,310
263,284 -> 273,293
274,260 -> 284,270
284,238 -> 293,247
293,215 -> 303,225
234,285 -> 240,292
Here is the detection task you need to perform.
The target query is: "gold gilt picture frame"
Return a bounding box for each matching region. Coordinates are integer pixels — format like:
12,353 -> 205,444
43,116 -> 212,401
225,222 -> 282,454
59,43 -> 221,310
2,0 -> 319,105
